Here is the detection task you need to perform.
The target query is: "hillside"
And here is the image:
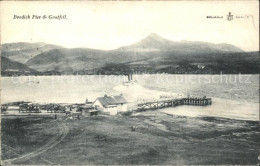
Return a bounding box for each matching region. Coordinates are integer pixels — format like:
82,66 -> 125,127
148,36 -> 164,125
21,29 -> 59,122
1,42 -> 62,63
25,34 -> 247,74
117,33 -> 243,53
2,34 -> 259,75
96,51 -> 259,74
25,48 -> 151,73
1,57 -> 39,76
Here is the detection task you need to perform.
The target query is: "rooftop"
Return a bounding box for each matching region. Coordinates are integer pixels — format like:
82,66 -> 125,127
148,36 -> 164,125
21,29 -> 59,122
95,94 -> 127,107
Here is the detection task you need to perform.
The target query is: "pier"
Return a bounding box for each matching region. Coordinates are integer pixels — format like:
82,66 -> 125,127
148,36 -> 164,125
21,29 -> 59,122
136,97 -> 212,112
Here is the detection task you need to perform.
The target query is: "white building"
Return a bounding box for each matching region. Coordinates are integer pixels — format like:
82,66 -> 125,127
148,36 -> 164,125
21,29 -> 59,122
93,94 -> 127,115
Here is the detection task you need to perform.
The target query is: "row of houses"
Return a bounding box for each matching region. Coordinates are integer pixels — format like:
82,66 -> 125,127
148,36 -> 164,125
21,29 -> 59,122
1,94 -> 128,116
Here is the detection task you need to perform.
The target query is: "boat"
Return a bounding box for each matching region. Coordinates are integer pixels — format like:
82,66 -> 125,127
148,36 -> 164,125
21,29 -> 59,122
122,74 -> 138,86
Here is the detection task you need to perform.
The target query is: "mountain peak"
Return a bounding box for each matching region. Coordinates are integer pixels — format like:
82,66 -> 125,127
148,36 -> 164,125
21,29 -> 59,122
146,33 -> 164,40
140,33 -> 169,44
148,33 -> 161,38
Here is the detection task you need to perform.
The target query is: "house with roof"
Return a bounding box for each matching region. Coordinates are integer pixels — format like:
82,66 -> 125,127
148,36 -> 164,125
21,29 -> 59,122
93,94 -> 127,115
79,105 -> 98,116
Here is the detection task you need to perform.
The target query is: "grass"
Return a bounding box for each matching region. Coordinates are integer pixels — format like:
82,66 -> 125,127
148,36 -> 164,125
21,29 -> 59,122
1,116 -> 60,159
1,112 -> 259,165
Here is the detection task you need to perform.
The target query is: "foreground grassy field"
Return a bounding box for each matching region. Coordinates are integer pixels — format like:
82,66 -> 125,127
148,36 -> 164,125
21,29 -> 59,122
1,112 -> 259,165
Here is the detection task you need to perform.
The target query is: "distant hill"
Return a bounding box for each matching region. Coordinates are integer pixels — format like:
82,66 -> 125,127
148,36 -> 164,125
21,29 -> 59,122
1,42 -> 62,63
117,33 -> 243,53
25,34 -> 246,74
96,51 -> 259,74
1,34 -> 259,75
25,48 -> 151,74
1,56 -> 39,76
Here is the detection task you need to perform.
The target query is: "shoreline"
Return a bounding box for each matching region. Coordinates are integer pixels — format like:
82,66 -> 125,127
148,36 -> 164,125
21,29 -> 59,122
2,96 -> 259,121
2,108 -> 259,122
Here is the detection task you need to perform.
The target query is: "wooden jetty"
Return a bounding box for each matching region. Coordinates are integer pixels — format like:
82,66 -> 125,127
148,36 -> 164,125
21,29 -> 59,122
136,97 -> 212,112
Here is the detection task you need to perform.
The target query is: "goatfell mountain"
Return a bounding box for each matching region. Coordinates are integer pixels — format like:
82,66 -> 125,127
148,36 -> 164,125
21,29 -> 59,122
1,34 -> 259,75
118,33 -> 243,53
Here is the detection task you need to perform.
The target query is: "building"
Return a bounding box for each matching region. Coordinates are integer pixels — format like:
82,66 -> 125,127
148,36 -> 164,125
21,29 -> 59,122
79,105 -> 98,116
93,94 -> 127,115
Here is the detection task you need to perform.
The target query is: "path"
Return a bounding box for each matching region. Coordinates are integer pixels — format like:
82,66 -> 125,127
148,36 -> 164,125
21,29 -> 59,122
2,120 -> 68,165
1,144 -> 35,164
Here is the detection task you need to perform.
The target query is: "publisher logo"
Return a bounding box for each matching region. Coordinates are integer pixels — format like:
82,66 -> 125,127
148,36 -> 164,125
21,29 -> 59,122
227,12 -> 233,21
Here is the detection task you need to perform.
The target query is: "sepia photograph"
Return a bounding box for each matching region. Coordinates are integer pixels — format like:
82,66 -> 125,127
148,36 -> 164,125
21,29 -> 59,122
0,1 -> 259,165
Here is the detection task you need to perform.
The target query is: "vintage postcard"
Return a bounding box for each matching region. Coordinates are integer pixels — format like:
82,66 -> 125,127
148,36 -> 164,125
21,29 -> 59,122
0,1 -> 259,165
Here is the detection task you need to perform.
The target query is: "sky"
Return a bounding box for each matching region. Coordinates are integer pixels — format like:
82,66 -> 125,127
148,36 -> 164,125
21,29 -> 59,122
1,1 -> 259,51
